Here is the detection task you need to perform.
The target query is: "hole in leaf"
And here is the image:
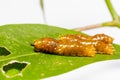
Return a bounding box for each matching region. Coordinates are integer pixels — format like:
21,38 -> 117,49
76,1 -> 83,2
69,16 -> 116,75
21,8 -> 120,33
2,60 -> 29,78
0,47 -> 11,56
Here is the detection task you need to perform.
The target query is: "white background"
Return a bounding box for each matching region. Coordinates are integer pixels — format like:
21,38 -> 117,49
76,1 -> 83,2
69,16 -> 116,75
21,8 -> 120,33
0,0 -> 120,44
0,0 -> 120,80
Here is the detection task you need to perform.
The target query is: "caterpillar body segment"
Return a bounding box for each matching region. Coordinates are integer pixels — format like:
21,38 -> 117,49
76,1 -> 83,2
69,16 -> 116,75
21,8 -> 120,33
55,40 -> 96,57
95,41 -> 114,55
33,38 -> 57,53
59,34 -> 113,44
92,34 -> 113,44
59,34 -> 114,55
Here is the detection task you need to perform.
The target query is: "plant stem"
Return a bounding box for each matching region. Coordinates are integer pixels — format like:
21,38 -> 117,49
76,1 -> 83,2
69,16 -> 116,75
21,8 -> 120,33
73,23 -> 103,31
40,0 -> 47,23
103,21 -> 120,28
73,0 -> 120,31
105,0 -> 120,22
73,21 -> 120,31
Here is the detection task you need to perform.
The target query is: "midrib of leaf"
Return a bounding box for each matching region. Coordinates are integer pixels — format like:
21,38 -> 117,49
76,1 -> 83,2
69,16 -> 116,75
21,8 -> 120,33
0,53 -> 36,62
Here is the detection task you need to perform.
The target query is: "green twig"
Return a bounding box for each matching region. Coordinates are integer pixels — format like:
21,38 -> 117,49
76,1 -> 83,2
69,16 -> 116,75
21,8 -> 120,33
103,21 -> 120,28
73,0 -> 120,31
105,0 -> 120,22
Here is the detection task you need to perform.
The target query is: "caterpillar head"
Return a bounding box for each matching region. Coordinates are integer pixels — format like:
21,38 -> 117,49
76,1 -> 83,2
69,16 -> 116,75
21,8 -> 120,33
32,38 -> 57,53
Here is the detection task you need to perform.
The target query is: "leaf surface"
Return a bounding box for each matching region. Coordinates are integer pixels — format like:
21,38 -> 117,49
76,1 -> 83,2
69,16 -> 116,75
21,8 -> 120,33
0,24 -> 120,80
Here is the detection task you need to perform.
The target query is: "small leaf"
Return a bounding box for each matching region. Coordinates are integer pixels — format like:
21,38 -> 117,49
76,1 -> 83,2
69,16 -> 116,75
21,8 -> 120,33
0,24 -> 120,80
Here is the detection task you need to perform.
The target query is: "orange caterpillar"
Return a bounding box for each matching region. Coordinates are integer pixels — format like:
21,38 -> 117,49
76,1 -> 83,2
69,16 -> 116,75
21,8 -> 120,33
32,34 -> 114,57
59,34 -> 113,44
55,40 -> 96,57
59,34 -> 114,55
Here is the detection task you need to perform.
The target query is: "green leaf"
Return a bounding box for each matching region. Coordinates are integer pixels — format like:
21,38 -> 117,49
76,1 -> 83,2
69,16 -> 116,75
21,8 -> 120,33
0,24 -> 120,80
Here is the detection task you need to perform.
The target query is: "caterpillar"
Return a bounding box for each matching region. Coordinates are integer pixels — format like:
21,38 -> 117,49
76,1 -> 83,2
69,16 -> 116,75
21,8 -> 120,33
32,34 -> 114,57
55,40 -> 96,57
59,34 -> 113,44
33,37 -> 96,56
59,34 -> 114,55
